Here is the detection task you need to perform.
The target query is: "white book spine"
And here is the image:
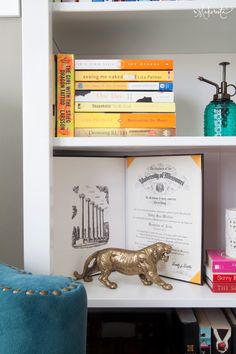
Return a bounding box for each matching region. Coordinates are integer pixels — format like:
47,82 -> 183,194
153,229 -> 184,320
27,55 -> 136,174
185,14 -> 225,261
75,59 -> 121,70
75,91 -> 174,103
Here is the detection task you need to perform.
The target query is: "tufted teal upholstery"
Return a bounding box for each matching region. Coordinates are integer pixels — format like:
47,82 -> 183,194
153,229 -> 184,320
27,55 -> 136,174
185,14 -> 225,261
0,263 -> 87,354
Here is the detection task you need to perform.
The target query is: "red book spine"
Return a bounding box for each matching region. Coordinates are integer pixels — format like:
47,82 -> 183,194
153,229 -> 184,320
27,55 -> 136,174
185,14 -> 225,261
210,282 -> 236,293
212,274 -> 236,282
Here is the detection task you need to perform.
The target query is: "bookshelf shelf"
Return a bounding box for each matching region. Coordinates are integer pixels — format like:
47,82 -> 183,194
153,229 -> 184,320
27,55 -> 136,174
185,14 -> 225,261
83,274 -> 236,308
52,1 -> 236,13
53,137 -> 236,152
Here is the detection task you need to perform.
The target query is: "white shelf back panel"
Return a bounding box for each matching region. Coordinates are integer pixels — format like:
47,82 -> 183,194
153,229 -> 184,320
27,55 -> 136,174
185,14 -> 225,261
53,7 -> 236,55
0,0 -> 20,17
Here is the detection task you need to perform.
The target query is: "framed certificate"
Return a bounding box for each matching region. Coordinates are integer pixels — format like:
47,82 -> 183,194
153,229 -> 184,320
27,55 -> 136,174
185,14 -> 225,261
126,154 -> 204,284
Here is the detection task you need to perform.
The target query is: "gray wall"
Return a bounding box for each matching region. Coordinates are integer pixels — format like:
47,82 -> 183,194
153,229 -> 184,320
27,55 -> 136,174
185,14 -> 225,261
0,18 -> 23,267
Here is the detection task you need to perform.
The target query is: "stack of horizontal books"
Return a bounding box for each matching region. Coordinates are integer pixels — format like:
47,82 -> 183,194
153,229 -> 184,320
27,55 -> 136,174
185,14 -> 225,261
56,54 -> 176,137
205,250 -> 236,293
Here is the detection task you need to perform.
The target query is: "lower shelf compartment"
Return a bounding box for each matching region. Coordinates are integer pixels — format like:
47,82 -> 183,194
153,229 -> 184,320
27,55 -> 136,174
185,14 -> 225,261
87,309 -> 173,354
83,273 -> 236,308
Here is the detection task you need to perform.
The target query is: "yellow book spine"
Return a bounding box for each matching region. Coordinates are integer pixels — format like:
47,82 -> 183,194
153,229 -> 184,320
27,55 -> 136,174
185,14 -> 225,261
74,113 -> 176,128
56,54 -> 75,137
75,70 -> 173,82
74,102 -> 175,113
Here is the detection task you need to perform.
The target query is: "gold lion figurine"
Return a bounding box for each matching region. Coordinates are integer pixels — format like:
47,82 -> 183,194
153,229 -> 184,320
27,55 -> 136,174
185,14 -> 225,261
74,242 -> 173,290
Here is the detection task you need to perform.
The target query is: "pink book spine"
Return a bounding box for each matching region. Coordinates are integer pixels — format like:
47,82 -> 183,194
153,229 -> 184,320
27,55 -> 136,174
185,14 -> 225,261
207,250 -> 236,272
211,262 -> 236,272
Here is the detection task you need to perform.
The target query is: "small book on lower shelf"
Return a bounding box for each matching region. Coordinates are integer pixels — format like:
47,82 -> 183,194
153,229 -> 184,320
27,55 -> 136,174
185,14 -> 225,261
204,308 -> 232,354
173,308 -> 199,354
53,154 -> 203,284
224,309 -> 236,353
194,309 -> 211,354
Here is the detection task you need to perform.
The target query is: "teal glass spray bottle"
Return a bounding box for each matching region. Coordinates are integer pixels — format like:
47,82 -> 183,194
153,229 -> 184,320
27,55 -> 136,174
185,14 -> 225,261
198,62 -> 236,136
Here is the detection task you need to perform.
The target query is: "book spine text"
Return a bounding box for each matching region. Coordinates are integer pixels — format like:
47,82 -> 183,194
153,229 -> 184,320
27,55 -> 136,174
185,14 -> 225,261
74,102 -> 176,113
74,128 -> 176,137
74,112 -> 176,128
75,70 -> 173,82
57,53 -> 74,137
75,82 -> 173,91
75,91 -> 174,103
75,59 -> 173,70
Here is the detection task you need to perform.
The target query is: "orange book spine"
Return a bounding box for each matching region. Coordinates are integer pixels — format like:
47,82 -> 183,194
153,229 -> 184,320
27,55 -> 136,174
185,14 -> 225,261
56,54 -> 74,137
74,113 -> 176,128
120,59 -> 173,70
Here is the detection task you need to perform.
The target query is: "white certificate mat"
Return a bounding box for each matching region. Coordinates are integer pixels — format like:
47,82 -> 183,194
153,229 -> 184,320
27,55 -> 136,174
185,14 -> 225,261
126,154 -> 203,284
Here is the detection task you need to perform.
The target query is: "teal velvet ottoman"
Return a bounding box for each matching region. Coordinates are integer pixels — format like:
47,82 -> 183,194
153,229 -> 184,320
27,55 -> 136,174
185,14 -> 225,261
0,263 -> 87,354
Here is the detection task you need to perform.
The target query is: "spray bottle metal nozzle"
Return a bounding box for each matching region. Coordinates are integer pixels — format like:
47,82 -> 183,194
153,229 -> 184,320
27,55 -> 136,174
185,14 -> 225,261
198,76 -> 220,91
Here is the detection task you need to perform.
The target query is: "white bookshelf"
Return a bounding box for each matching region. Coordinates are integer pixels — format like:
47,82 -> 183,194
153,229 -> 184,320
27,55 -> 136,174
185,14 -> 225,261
53,137 -> 236,151
22,0 -> 236,308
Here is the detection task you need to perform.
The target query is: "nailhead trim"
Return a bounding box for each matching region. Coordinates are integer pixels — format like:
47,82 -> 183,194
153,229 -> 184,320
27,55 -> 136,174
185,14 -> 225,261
39,290 -> 48,296
68,285 -> 76,289
3,287 -> 11,292
52,290 -> 62,296
62,287 -> 71,292
0,266 -> 80,296
26,290 -> 35,296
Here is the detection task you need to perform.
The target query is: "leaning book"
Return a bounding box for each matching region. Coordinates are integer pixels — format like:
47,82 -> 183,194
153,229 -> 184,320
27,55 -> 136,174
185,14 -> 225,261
53,154 -> 203,284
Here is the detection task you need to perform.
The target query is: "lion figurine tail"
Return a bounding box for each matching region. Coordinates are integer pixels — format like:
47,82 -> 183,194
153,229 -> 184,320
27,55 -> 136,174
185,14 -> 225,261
73,250 -> 99,281
73,271 -> 83,280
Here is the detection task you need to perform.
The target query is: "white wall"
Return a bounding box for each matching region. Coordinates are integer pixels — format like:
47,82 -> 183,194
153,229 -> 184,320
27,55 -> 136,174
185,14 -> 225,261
0,18 -> 23,267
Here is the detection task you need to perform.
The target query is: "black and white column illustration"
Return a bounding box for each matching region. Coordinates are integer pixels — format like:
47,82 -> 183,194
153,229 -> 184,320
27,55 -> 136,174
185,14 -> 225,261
91,201 -> 95,241
72,185 -> 110,248
95,204 -> 99,240
79,193 -> 86,243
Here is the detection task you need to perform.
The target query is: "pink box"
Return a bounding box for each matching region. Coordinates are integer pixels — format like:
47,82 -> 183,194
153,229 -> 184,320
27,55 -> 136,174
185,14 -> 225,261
206,250 -> 236,273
